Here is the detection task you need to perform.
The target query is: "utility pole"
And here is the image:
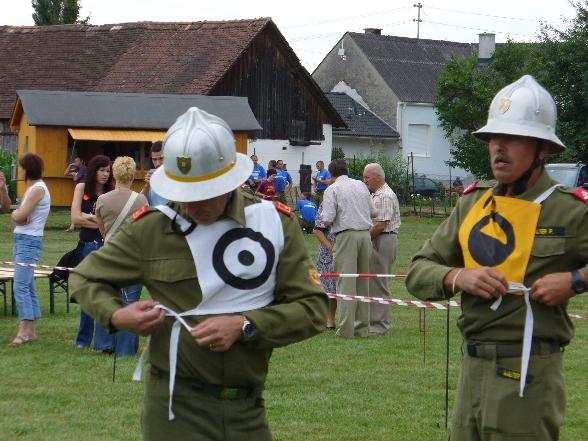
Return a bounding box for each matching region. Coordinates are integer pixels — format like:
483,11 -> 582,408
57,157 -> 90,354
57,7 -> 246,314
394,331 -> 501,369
413,3 -> 422,39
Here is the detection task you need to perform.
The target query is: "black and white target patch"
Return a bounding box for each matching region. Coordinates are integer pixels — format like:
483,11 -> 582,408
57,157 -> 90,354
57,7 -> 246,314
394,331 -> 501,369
212,228 -> 275,290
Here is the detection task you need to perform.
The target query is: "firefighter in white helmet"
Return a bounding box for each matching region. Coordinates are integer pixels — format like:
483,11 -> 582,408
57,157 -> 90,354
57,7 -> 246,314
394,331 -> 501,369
406,75 -> 588,440
70,107 -> 327,440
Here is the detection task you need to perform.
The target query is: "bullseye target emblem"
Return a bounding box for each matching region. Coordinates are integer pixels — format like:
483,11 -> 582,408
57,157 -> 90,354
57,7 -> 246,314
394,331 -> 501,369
212,228 -> 275,289
468,212 -> 515,267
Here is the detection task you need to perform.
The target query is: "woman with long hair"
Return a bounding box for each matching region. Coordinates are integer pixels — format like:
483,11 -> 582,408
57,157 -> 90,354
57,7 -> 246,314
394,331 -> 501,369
95,156 -> 147,356
71,155 -> 114,351
10,153 -> 51,346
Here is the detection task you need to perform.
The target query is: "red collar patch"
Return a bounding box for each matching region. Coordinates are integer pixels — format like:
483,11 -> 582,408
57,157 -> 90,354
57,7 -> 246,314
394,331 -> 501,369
132,205 -> 149,221
462,180 -> 479,195
573,187 -> 588,202
274,201 -> 292,216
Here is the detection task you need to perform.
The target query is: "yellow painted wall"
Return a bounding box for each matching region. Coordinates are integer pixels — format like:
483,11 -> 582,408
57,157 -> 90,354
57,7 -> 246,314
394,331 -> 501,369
235,132 -> 248,155
16,113 -> 37,199
14,115 -> 248,206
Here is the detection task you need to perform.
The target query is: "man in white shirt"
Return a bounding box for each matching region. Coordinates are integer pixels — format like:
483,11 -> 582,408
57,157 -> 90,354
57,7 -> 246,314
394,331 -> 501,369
321,159 -> 377,338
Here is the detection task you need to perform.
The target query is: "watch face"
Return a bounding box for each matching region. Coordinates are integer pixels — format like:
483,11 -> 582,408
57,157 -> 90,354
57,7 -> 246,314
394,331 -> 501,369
572,272 -> 587,294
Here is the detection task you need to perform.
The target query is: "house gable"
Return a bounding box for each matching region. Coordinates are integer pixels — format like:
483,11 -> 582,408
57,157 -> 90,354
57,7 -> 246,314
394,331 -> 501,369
312,33 -> 400,127
211,21 -> 343,141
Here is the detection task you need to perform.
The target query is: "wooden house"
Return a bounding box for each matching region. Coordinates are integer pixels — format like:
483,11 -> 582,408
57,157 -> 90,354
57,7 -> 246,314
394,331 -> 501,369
0,20 -> 344,188
9,90 -> 261,206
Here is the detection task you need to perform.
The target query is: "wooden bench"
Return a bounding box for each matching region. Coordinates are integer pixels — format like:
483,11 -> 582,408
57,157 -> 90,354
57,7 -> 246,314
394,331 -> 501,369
0,267 -> 70,316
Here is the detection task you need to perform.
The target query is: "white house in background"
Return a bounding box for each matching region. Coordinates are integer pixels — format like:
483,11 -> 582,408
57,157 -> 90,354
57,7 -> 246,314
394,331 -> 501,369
313,29 -> 496,183
325,91 -> 400,159
248,124 -> 333,185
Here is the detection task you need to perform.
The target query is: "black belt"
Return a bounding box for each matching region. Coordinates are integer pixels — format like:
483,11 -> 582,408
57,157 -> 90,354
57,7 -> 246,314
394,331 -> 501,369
465,340 -> 562,359
150,367 -> 264,400
380,231 -> 397,235
335,229 -> 369,236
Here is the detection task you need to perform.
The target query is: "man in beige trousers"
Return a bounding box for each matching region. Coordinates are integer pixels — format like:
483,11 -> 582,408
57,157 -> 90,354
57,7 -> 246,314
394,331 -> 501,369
363,163 -> 401,335
321,159 -> 376,338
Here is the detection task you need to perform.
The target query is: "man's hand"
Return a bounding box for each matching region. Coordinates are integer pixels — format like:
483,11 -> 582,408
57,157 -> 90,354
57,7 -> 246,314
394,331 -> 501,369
191,315 -> 244,352
449,267 -> 508,300
111,300 -> 166,336
530,272 -> 576,306
144,169 -> 154,185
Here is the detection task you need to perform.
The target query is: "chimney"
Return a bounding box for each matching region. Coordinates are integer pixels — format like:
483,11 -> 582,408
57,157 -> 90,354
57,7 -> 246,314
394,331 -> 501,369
364,28 -> 382,35
478,33 -> 496,60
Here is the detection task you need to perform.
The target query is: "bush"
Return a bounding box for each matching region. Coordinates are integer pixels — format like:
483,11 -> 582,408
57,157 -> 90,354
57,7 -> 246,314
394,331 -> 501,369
0,150 -> 17,202
345,145 -> 407,195
331,146 -> 345,160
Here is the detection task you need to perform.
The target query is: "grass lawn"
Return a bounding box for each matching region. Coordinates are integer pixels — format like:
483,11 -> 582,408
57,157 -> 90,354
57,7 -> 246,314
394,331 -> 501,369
0,210 -> 586,440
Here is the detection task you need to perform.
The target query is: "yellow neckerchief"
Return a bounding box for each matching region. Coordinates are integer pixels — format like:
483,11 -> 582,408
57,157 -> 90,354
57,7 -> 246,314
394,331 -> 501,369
458,184 -> 560,397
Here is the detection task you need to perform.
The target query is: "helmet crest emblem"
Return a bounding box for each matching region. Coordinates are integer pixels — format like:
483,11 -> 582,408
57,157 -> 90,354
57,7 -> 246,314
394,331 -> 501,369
177,156 -> 192,174
498,97 -> 511,114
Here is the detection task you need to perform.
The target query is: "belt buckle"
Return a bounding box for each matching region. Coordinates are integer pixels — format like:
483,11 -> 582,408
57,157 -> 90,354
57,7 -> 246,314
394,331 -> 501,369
219,387 -> 240,400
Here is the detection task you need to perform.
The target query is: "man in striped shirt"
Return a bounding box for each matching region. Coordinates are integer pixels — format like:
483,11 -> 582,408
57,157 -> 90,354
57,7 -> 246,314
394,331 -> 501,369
363,163 -> 401,335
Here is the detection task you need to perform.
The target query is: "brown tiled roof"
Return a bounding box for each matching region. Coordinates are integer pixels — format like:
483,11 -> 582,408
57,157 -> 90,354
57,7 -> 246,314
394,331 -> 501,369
0,19 -> 270,119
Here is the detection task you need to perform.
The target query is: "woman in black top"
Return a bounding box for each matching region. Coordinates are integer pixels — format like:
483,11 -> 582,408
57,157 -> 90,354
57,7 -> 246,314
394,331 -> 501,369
71,155 -> 114,351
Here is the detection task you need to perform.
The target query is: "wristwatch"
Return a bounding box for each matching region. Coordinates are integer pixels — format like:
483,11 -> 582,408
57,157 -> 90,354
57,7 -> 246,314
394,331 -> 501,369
242,316 -> 256,342
571,270 -> 587,294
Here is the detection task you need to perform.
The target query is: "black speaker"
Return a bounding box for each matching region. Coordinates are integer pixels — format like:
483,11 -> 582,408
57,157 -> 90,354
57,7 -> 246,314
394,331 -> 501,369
299,164 -> 312,193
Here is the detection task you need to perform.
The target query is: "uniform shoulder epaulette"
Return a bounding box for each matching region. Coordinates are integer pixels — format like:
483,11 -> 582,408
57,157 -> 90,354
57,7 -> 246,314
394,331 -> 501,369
573,187 -> 588,202
132,204 -> 150,221
557,186 -> 588,202
274,201 -> 293,216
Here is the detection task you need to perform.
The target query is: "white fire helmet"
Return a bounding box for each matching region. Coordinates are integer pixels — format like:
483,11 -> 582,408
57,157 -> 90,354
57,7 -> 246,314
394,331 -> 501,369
150,107 -> 253,202
473,75 -> 565,152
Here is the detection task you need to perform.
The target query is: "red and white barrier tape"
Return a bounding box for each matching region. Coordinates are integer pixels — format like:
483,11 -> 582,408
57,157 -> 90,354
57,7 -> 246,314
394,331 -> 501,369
0,260 -> 70,271
319,273 -> 406,279
327,292 -> 459,309
327,293 -> 588,320
1,260 -> 586,319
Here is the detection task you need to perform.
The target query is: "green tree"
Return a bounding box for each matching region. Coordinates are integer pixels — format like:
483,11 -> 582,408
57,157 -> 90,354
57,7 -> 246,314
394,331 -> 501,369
537,1 -> 588,163
32,0 -> 89,25
436,0 -> 588,177
345,144 -> 407,196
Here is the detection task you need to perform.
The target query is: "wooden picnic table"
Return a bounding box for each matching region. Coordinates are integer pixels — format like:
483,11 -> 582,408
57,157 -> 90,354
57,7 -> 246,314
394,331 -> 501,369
0,267 -> 69,316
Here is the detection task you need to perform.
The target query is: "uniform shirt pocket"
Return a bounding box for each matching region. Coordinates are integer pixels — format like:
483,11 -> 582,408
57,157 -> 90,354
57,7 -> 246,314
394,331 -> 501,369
530,236 -> 566,257
147,258 -> 197,282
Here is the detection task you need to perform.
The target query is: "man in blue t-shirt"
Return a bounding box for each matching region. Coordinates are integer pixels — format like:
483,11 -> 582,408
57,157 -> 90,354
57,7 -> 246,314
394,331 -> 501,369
294,192 -> 317,234
274,160 -> 292,204
247,154 -> 267,190
312,160 -> 330,205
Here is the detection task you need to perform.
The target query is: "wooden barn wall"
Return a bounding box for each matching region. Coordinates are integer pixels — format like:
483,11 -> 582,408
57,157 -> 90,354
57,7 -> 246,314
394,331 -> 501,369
211,31 -> 329,141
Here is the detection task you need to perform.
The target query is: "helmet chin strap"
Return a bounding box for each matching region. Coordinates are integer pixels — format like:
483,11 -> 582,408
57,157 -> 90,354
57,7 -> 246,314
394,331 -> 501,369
511,140 -> 544,196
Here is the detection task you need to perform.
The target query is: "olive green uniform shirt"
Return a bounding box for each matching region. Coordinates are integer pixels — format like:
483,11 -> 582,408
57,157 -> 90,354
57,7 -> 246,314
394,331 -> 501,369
406,170 -> 588,345
70,189 -> 328,386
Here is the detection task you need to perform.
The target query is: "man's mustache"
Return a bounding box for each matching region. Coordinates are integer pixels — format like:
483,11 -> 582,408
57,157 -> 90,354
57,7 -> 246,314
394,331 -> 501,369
492,154 -> 512,164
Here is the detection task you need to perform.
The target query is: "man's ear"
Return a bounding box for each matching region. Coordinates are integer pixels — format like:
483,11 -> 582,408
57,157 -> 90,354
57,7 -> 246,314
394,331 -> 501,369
538,142 -> 550,161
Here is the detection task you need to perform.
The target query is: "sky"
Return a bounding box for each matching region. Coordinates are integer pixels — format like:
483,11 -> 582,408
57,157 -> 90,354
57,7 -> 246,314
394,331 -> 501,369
3,0 -> 579,72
